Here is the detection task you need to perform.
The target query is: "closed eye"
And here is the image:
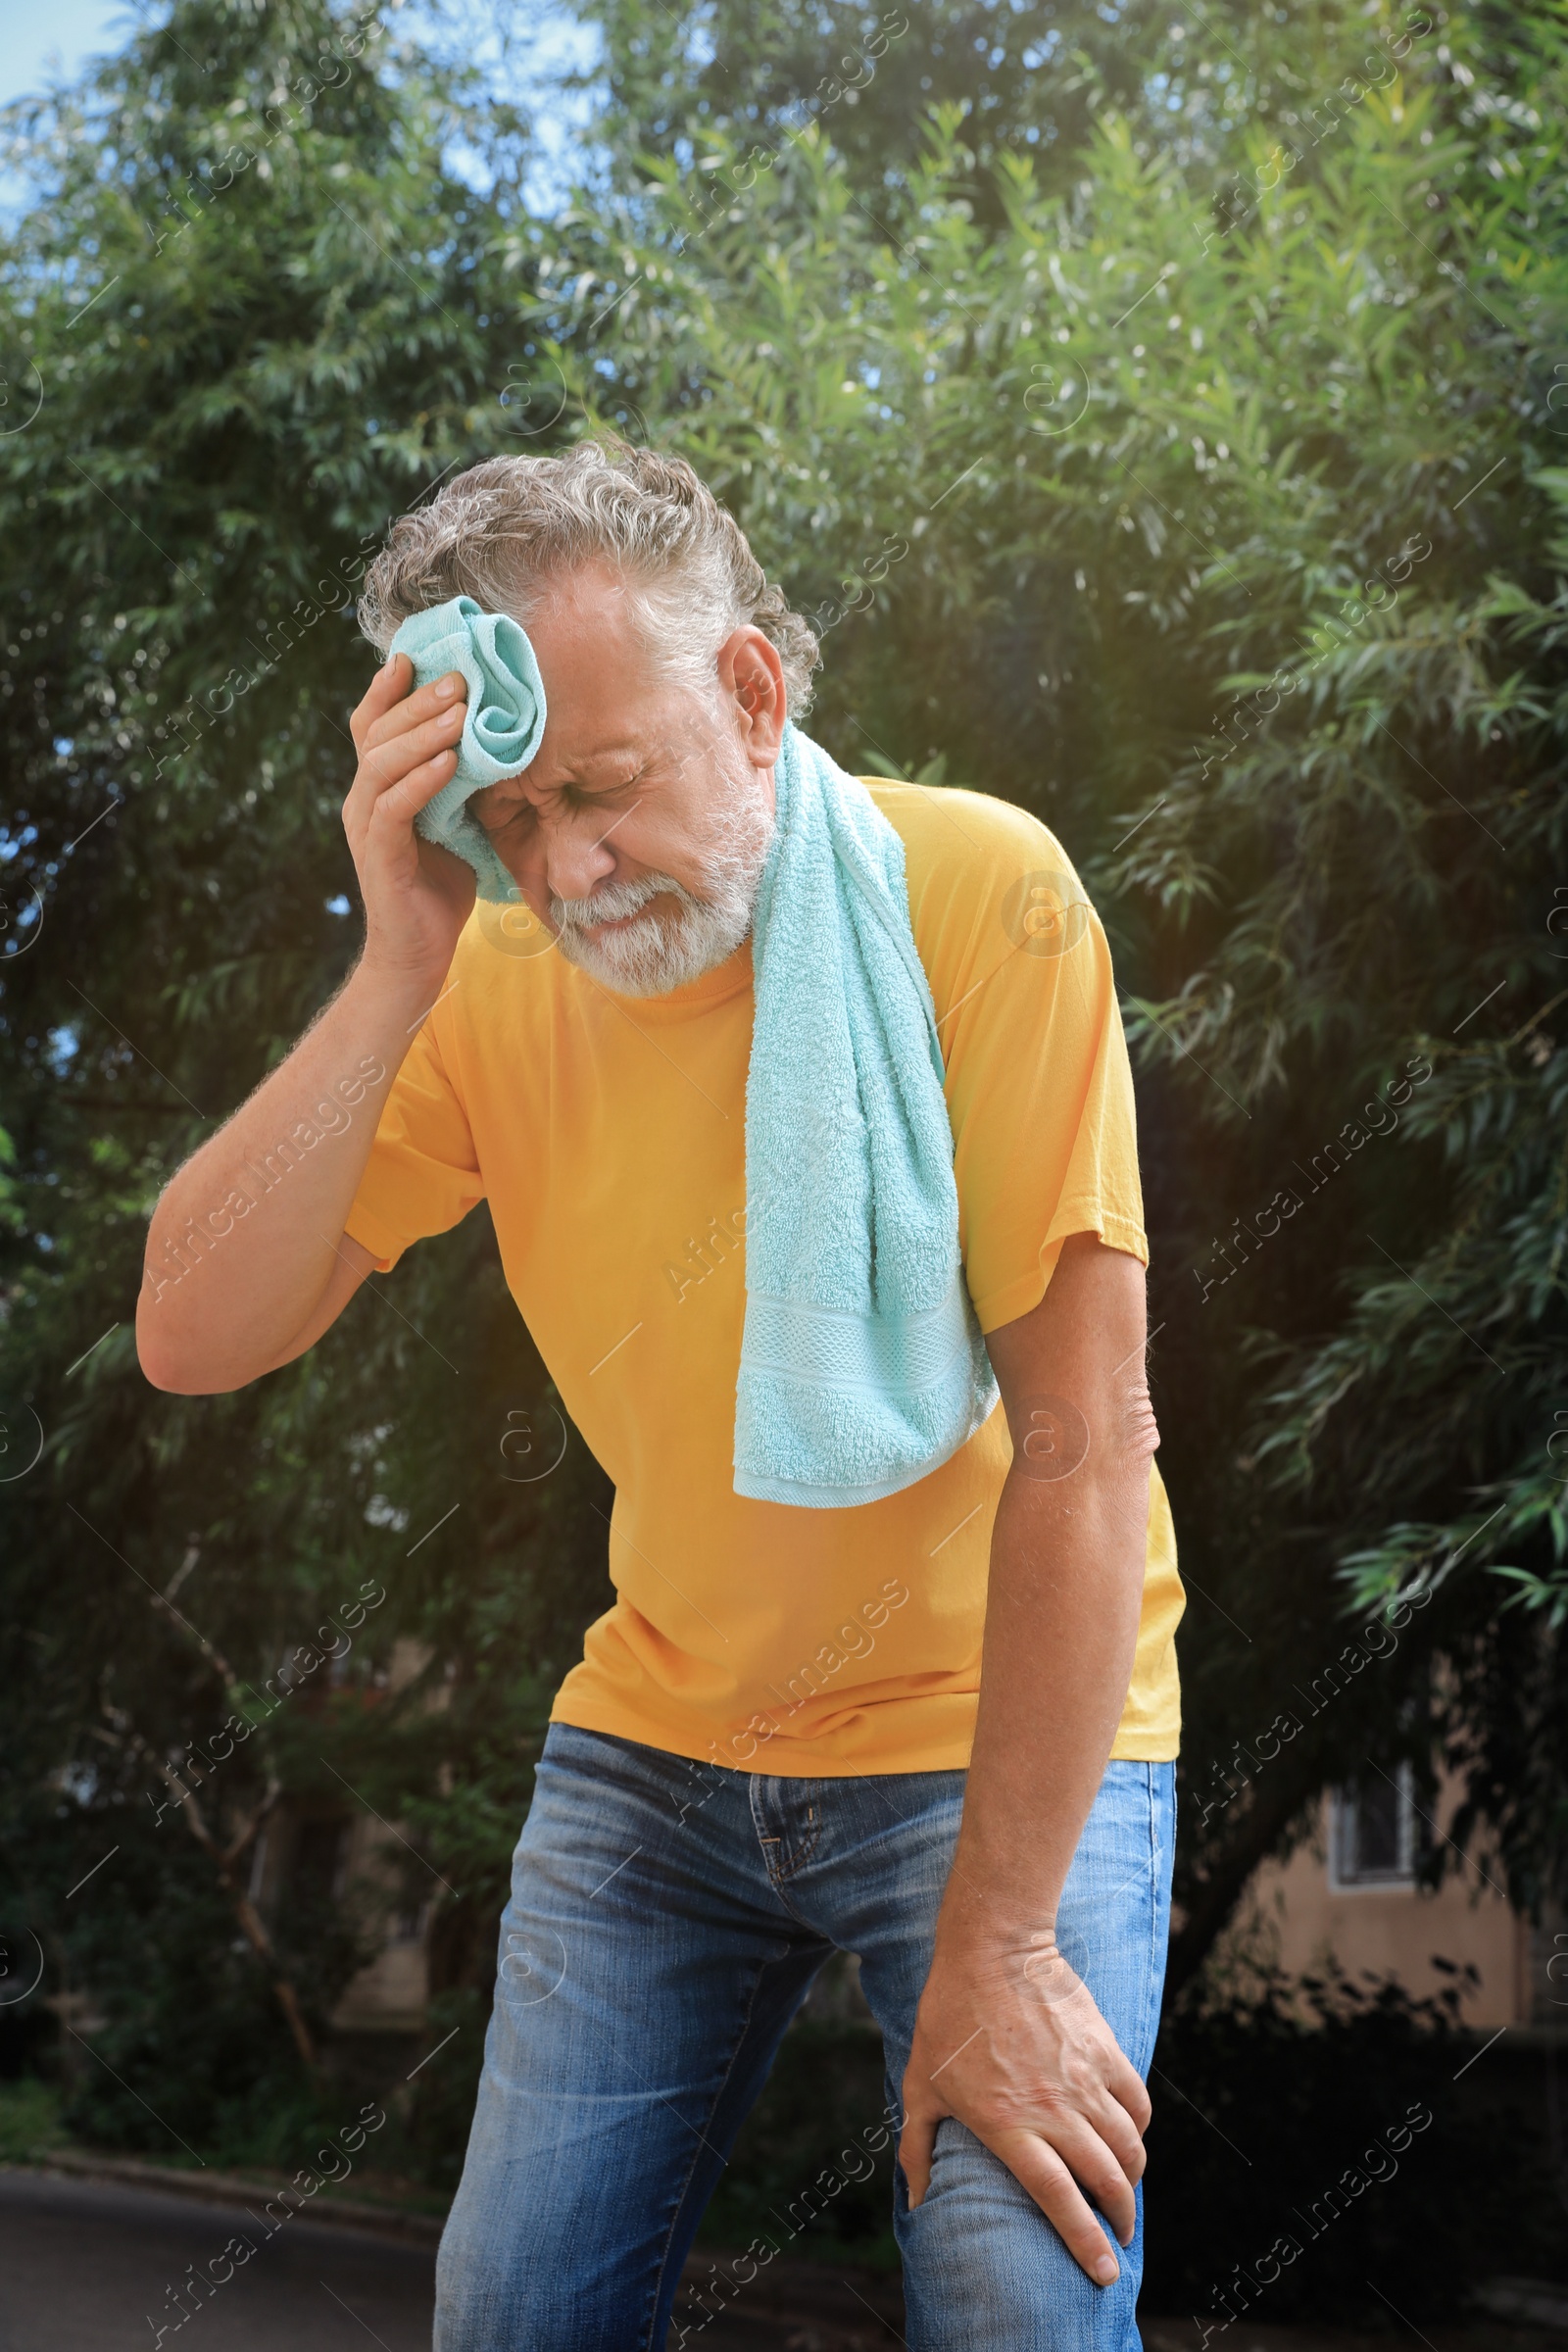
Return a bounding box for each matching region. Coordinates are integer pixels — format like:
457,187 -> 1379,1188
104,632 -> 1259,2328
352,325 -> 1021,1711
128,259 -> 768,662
471,765 -> 647,832
564,768 -> 646,808
471,792 -> 538,838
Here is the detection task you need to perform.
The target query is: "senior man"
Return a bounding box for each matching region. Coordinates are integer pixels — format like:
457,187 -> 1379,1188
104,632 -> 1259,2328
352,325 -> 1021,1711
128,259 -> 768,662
138,439 -> 1184,2352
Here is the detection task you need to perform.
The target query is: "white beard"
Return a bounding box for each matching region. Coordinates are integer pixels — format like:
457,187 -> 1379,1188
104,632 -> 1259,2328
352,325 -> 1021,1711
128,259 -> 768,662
550,772 -> 775,998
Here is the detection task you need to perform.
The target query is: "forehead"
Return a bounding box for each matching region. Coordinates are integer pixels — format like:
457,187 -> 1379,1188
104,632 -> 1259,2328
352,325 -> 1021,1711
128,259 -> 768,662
523,564 -> 667,783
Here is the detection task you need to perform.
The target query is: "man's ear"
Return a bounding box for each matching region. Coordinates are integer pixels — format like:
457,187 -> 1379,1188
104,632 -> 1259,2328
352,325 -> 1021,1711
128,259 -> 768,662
718,626 -> 787,766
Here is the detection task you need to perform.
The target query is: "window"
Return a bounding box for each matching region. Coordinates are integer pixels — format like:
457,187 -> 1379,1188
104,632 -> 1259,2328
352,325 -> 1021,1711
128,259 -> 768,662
1331,1767 -> 1423,1887
392,1900 -> 429,1945
291,1815 -> 350,1906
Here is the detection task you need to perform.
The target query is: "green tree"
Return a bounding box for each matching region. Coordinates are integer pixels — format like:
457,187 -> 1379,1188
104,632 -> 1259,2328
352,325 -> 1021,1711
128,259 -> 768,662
3,0 -> 1564,2205
0,0 -> 609,2159
561,0 -> 1568,1984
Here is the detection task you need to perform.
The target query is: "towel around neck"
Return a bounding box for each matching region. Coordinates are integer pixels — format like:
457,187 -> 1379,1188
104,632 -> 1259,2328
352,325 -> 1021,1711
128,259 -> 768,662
736,720 -> 998,1505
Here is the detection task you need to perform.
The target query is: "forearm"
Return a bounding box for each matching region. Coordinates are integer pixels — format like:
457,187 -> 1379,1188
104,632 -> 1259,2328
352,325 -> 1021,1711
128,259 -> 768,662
897,1236 -> 1159,2271
899,1444 -> 1157,2269
940,1456 -> 1150,1948
136,958 -> 431,1392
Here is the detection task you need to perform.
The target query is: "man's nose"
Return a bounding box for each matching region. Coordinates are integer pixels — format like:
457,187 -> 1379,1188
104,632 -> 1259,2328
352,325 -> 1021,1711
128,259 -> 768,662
538,807 -> 616,905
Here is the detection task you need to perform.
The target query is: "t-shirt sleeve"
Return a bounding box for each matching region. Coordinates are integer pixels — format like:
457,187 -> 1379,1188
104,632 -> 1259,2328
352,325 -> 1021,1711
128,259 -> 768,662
343,1015 -> 486,1273
939,835 -> 1148,1337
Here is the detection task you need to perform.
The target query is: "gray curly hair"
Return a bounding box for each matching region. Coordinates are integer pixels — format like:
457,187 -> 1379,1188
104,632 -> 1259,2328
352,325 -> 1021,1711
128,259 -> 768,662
357,437 -> 820,719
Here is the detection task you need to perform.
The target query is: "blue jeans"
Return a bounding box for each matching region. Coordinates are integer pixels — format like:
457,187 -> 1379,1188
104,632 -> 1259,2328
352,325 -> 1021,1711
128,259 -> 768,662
435,1724 -> 1175,2351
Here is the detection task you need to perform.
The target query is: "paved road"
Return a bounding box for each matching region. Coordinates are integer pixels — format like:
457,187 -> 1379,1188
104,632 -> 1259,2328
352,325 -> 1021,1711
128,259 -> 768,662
15,2173 -> 1490,2352
0,2171 -> 908,2350
0,2171 -> 435,2352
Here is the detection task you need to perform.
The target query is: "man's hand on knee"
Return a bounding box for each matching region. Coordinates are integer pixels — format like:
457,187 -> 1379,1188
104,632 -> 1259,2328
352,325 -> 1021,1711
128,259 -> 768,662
897,1937 -> 1151,2288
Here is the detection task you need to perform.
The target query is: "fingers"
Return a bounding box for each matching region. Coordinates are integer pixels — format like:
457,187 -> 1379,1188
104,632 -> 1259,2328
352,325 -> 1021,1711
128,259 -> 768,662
1045,2103 -> 1140,2246
361,666 -> 468,763
349,651 -> 413,751
1089,2076 -> 1149,2192
1061,2038 -> 1150,2228
1094,2113 -> 1147,2201
365,742 -> 466,834
897,2111 -> 937,2210
1106,2044 -> 1152,2137
991,2126 -> 1126,2287
905,2098 -> 1136,2280
349,654 -> 468,768
341,658 -> 474,916
344,701 -> 466,860
359,696 -> 467,797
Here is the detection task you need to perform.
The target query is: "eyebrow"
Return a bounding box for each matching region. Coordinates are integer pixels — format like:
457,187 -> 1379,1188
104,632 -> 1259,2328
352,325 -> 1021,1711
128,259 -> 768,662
532,746 -> 645,790
576,743 -> 641,767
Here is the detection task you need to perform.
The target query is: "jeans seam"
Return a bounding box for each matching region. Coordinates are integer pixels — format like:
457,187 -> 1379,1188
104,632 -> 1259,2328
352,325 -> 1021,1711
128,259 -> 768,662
1142,1764 -> 1159,2072
746,1777 -> 824,1911
645,1953 -> 772,2352
769,1822 -> 824,1883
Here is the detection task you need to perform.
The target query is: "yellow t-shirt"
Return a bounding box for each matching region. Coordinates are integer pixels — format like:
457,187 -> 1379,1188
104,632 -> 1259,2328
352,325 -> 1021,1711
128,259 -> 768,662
344,779 -> 1184,1773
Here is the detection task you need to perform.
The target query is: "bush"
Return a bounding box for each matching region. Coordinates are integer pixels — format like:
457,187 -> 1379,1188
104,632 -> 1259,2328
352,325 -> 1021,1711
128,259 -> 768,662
0,2077 -> 64,2164
1143,1968 -> 1560,2324
689,1966 -> 1561,2317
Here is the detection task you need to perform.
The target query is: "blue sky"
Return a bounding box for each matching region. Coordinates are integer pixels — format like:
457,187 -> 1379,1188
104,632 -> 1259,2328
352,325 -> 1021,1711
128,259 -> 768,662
0,0 -> 600,213
0,0 -> 131,109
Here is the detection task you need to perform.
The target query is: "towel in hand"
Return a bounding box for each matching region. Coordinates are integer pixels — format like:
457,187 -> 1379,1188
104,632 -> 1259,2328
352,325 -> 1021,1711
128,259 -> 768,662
387,595 -> 547,904
736,720 -> 998,1506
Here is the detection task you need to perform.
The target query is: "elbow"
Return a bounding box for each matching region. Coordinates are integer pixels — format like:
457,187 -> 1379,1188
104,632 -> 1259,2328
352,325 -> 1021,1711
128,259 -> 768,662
1094,1382 -> 1160,1522
1115,1377 -> 1161,1467
135,1268 -> 177,1390
136,1319 -> 220,1395
136,1260 -> 189,1391
135,1279 -> 241,1396
136,1224 -> 228,1393
137,1341 -> 256,1396
136,1299 -> 294,1396
1006,1378 -> 1159,1489
140,1360 -> 222,1396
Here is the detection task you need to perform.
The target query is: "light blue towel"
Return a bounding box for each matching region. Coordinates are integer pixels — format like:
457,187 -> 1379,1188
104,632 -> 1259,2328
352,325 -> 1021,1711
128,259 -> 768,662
388,595 -> 547,904
736,720 -> 998,1506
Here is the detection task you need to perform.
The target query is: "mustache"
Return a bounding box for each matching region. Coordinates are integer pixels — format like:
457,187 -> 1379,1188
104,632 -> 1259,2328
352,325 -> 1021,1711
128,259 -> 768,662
550,873 -> 700,930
